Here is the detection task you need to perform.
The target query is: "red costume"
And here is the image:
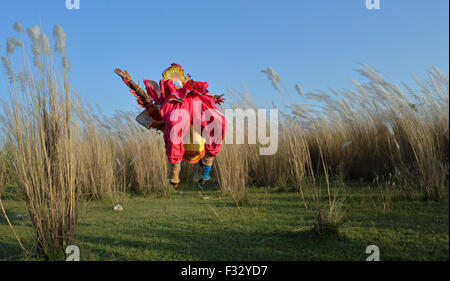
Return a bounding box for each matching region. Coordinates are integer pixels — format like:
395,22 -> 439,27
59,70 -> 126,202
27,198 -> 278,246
118,64 -> 226,165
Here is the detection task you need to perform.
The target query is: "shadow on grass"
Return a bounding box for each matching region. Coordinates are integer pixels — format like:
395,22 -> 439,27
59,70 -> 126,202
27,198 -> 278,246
0,241 -> 25,260
76,222 -> 370,261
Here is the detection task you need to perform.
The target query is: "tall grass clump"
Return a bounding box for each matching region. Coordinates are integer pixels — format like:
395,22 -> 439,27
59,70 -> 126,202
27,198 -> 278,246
308,128 -> 346,234
72,101 -> 116,198
112,112 -> 169,195
1,24 -> 77,259
125,131 -> 168,195
70,103 -> 169,198
286,118 -> 346,234
215,143 -> 249,206
286,65 -> 448,201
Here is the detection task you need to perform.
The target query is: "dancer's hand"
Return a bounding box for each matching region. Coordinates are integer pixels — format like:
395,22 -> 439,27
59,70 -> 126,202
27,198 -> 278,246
213,94 -> 225,105
114,68 -> 131,81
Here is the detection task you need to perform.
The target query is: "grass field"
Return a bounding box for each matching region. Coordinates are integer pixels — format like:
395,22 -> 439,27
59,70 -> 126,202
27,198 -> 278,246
1,183 -> 448,261
0,24 -> 448,259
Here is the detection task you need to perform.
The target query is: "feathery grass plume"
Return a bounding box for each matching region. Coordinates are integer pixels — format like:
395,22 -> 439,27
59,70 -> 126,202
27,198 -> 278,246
305,92 -> 332,102
13,22 -> 23,33
52,24 -> 70,72
26,25 -> 40,40
62,55 -> 70,72
1,56 -> 14,80
39,33 -> 52,56
6,38 -> 23,55
18,70 -> 31,91
295,84 -> 303,96
383,120 -> 395,136
26,25 -> 43,68
261,67 -> 281,92
52,24 -> 66,54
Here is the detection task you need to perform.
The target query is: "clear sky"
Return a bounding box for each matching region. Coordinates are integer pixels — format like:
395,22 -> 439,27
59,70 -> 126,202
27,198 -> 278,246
0,0 -> 449,115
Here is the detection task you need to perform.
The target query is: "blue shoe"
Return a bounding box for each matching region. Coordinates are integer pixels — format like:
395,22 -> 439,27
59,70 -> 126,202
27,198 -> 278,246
198,161 -> 211,185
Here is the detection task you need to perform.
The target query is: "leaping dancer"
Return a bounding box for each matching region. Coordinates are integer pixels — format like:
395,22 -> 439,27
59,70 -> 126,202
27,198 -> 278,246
114,64 -> 226,187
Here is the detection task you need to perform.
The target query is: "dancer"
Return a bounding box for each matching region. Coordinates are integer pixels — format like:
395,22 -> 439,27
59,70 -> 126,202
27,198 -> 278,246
114,64 -> 226,186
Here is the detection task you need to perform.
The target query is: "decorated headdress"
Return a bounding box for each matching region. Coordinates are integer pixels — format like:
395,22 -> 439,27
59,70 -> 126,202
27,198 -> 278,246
162,63 -> 191,89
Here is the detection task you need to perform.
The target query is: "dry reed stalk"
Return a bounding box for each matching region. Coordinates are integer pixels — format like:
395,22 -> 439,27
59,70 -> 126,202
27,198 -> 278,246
2,26 -> 77,259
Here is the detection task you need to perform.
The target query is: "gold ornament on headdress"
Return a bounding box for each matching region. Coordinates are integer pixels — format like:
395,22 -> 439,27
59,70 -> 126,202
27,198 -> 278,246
162,63 -> 191,89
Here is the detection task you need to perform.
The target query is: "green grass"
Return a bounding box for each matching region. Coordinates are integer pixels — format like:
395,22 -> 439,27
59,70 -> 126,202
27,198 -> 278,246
0,184 -> 448,261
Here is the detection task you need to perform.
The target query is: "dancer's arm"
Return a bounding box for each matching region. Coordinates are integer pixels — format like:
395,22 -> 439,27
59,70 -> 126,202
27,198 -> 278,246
114,68 -> 152,105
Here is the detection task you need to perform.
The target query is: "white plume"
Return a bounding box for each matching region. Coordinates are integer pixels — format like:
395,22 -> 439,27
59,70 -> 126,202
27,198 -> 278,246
6,38 -> 22,54
52,24 -> 66,54
27,26 -> 42,68
39,33 -> 52,55
261,67 -> 281,92
13,22 -> 23,33
62,55 -> 70,72
1,56 -> 14,80
26,25 -> 41,41
295,84 -> 303,96
26,26 -> 53,68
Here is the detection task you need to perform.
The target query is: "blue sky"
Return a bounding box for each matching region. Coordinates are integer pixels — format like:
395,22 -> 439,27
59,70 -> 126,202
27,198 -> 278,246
0,0 -> 448,115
